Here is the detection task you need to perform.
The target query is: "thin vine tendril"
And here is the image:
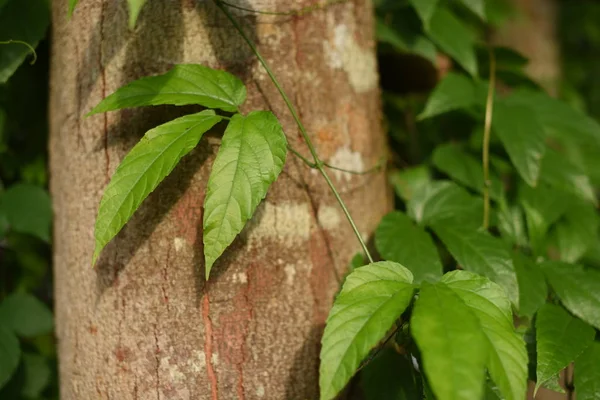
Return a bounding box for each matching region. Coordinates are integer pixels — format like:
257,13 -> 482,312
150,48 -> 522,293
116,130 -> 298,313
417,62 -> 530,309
482,48 -> 496,230
0,40 -> 37,65
218,0 -> 349,17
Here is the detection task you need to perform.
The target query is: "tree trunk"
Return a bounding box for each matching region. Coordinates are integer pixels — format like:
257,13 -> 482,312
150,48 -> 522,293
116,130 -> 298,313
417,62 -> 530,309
49,0 -> 389,399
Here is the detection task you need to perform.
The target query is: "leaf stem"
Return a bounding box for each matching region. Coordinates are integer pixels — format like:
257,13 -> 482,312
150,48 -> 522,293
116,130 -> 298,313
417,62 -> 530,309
482,48 -> 496,230
215,0 -> 374,263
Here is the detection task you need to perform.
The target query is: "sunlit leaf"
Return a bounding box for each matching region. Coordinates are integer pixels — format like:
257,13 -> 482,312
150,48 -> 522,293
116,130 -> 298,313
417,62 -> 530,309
411,281 -> 487,400
203,111 -> 287,278
68,0 -> 78,16
0,293 -> 53,337
541,262 -> 600,330
375,211 -> 443,283
535,303 -> 595,390
320,262 -> 415,400
497,204 -> 527,248
93,111 -> 222,264
389,166 -> 431,202
89,64 -> 247,114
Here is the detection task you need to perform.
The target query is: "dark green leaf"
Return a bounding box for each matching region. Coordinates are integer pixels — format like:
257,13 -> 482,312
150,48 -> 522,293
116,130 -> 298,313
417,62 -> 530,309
411,282 -> 487,400
512,252 -> 546,318
432,222 -> 518,306
320,262 -> 415,400
539,149 -> 596,205
551,202 -> 599,263
575,341 -> 600,400
408,0 -> 439,29
0,0 -> 50,83
0,293 -> 53,337
460,0 -> 486,20
376,19 -> 437,64
419,73 -> 477,120
0,184 -> 52,242
541,262 -> 600,330
442,271 -> 528,400
93,111 -> 222,264
375,211 -> 443,283
128,0 -> 148,29
203,111 -> 287,278
0,326 -> 19,389
20,353 -> 50,398
360,349 -> 420,400
427,8 -> 478,76
493,100 -> 546,186
389,166 -> 431,202
535,303 -> 595,390
89,65 -> 247,114
407,181 -> 483,229
432,143 -> 503,200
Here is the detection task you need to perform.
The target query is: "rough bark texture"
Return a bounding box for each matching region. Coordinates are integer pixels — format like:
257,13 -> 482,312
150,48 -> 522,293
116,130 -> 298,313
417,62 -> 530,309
50,0 -> 390,399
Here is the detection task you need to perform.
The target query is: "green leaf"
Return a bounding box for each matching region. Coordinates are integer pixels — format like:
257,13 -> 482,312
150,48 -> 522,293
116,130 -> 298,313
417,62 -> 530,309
376,19 -> 437,64
551,203 -> 600,263
0,293 -> 53,337
512,252 -> 547,318
411,281 -> 487,400
539,149 -> 597,205
375,211 -> 443,283
535,303 -> 595,390
427,7 -> 478,76
408,0 -> 440,29
432,222 -> 519,306
575,341 -> 600,400
93,111 -> 222,264
0,184 -> 52,242
541,262 -> 600,330
432,143 -> 503,201
0,0 -> 50,83
360,349 -> 420,400
460,0 -> 486,20
128,0 -> 148,29
389,166 -> 431,202
20,353 -> 51,398
68,0 -> 78,16
320,262 -> 415,400
89,65 -> 247,114
493,99 -> 546,186
441,271 -> 528,400
497,204 -> 528,248
0,326 -> 19,389
407,181 -> 483,229
203,111 -> 287,278
418,73 -> 477,120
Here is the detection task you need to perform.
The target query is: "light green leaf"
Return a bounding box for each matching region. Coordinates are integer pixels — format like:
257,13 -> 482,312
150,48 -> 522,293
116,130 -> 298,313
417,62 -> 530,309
89,65 -> 247,114
20,353 -> 51,398
93,111 -> 222,264
0,326 -> 19,389
460,0 -> 486,20
360,349 -> 420,400
551,202 -> 600,263
442,271 -> 527,400
376,19 -> 437,64
128,0 -> 148,29
419,73 -> 477,120
493,100 -> 546,186
541,262 -> 600,330
375,211 -> 443,283
68,0 -> 78,16
432,222 -> 519,306
535,303 -> 595,390
407,181 -> 483,229
539,148 -> 597,205
575,341 -> 600,400
512,252 -> 546,318
408,0 -> 440,29
411,282 -> 487,400
0,184 -> 52,242
319,262 -> 415,400
427,7 -> 478,76
389,166 -> 431,202
432,143 -> 503,200
0,0 -> 50,83
203,111 -> 287,278
0,293 -> 53,337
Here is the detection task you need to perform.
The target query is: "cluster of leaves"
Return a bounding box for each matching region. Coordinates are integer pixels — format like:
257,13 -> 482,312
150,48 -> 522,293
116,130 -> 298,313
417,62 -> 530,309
317,0 -> 600,399
0,0 -> 56,398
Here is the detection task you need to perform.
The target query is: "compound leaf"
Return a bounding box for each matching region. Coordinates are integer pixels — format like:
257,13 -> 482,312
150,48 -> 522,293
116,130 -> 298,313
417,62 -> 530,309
320,262 -> 415,400
203,111 -> 287,278
93,111 -> 222,264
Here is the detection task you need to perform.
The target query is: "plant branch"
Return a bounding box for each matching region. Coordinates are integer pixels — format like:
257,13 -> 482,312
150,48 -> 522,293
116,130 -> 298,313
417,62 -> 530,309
482,48 -> 496,230
215,0 -> 374,263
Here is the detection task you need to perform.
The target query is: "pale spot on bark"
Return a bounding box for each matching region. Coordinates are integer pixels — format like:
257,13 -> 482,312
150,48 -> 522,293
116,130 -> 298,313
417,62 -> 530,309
318,205 -> 342,230
188,350 -> 206,373
211,353 -> 219,366
160,356 -> 186,382
173,237 -> 185,252
232,272 -> 248,284
284,264 -> 296,285
245,202 -> 311,246
329,146 -> 365,182
256,384 -> 266,397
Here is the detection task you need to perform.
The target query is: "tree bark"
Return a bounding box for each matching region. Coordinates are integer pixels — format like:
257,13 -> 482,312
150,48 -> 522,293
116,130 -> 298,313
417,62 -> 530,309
49,0 -> 389,399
